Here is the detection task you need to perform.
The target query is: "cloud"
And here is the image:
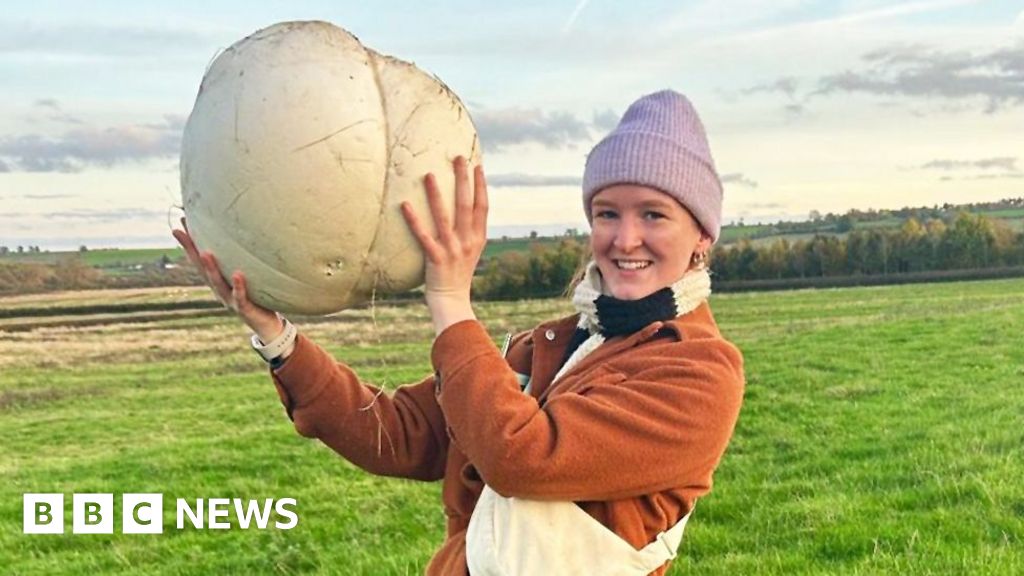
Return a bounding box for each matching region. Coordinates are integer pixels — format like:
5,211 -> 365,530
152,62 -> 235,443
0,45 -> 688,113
474,107 -> 594,151
0,208 -> 167,223
741,77 -> 800,98
783,103 -> 806,115
488,173 -> 582,187
22,193 -> 76,200
32,98 -> 84,125
939,172 -> 1024,181
721,172 -> 759,188
0,114 -> 184,172
966,173 -> 1024,180
739,77 -> 807,115
0,158 -> 8,173
592,109 -> 619,132
813,43 -> 1024,113
920,157 -> 1019,171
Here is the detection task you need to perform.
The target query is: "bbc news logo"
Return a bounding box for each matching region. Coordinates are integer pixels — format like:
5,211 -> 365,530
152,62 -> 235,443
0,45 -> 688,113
24,494 -> 298,534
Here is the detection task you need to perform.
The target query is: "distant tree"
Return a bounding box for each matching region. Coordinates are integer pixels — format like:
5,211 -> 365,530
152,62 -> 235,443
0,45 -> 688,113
835,214 -> 855,233
940,212 -> 995,269
846,232 -> 868,274
529,230 -> 538,239
79,245 -> 89,252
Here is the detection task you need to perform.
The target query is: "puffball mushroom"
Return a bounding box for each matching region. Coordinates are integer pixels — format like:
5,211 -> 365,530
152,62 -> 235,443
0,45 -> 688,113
180,21 -> 480,315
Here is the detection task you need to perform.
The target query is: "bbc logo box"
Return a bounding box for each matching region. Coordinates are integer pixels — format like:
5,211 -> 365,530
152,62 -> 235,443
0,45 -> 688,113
24,493 -> 163,534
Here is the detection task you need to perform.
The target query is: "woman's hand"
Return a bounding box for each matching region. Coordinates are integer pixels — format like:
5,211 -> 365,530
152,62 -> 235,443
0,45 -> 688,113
401,156 -> 488,336
172,218 -> 285,343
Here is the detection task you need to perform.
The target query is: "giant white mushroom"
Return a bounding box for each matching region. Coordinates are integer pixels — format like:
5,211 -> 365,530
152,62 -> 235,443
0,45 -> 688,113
180,21 -> 480,315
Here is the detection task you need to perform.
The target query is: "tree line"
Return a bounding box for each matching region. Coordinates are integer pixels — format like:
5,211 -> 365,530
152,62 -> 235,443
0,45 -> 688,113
0,257 -> 200,295
711,212 -> 1024,282
469,211 -> 1024,299
3,211 -> 1023,298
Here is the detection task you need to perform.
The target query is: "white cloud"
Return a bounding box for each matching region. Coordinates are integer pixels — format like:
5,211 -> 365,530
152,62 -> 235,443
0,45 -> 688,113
488,173 -> 581,187
474,107 -> 594,152
0,114 -> 184,172
812,43 -> 1024,113
721,173 -> 759,188
920,157 -> 1019,171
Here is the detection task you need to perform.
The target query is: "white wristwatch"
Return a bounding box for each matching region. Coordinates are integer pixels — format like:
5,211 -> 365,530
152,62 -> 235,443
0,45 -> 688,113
250,316 -> 298,367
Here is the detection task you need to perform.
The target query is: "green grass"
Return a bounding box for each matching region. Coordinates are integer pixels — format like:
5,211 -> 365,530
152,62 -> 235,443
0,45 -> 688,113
2,280 -> 1022,574
978,208 -> 1024,219
718,224 -> 771,244
482,236 -> 568,259
0,248 -> 184,268
853,217 -> 903,230
80,248 -> 184,268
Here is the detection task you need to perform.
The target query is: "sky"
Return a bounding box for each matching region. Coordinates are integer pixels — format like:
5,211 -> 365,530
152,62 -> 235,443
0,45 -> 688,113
0,0 -> 1022,250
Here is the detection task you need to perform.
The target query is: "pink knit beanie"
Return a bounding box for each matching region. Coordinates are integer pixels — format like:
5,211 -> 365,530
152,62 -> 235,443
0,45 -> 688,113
582,90 -> 723,242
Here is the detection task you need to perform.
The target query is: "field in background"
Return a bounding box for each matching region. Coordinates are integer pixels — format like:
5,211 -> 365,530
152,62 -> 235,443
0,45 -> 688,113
3,204 -> 1024,277
2,280 -> 1022,574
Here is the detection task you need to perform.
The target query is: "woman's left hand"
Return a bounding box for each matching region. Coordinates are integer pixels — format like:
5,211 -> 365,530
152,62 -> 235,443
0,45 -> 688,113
401,155 -> 488,336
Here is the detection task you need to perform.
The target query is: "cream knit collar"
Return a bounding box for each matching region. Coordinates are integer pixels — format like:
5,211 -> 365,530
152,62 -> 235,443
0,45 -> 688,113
553,261 -> 711,383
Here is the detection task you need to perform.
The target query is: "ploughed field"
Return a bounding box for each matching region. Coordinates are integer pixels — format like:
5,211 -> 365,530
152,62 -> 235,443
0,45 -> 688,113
1,280 -> 1021,575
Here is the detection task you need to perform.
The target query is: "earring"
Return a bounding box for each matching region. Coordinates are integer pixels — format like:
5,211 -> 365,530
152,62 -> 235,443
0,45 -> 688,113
691,251 -> 708,270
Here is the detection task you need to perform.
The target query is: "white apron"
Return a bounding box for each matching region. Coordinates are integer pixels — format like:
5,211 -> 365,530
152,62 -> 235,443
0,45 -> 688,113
466,485 -> 691,576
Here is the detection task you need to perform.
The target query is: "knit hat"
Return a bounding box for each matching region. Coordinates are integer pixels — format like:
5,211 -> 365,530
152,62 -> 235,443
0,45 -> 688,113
582,90 -> 723,242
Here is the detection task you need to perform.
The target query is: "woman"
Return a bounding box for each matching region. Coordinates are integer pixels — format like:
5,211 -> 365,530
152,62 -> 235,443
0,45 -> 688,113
174,90 -> 744,575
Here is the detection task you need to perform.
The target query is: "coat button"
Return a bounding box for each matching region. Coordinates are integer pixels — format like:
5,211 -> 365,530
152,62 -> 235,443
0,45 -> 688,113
544,329 -> 556,341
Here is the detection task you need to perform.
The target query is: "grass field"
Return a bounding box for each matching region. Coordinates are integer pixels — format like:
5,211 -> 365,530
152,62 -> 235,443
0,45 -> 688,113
2,279 -> 1022,574
0,248 -> 185,268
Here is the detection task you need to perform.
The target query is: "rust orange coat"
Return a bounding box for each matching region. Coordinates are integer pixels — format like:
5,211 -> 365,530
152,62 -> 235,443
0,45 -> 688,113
271,302 -> 744,575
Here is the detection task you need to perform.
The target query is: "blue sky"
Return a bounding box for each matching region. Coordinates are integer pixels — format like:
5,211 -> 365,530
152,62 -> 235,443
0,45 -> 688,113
1,0 -> 1022,249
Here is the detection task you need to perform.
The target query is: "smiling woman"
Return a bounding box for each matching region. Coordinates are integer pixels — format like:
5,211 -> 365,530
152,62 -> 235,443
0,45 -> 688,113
174,89 -> 743,576
589,186 -> 710,300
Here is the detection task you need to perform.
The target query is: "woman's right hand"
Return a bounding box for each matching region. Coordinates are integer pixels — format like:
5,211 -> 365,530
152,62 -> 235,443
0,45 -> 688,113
172,217 -> 285,343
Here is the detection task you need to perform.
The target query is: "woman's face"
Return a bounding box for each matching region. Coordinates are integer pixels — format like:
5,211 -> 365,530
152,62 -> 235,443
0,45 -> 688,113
590,185 -> 711,300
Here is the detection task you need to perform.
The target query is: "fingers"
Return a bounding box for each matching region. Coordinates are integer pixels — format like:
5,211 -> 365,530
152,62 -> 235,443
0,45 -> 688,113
472,164 -> 489,238
232,271 -> 251,309
174,218 -> 274,320
405,155 -> 485,259
453,156 -> 472,236
423,172 -> 453,243
401,201 -> 442,262
200,251 -> 234,307
172,228 -> 202,269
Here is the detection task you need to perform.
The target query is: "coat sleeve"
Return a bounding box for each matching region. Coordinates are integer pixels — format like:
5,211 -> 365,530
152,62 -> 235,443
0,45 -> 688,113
271,334 -> 449,482
431,320 -> 744,501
